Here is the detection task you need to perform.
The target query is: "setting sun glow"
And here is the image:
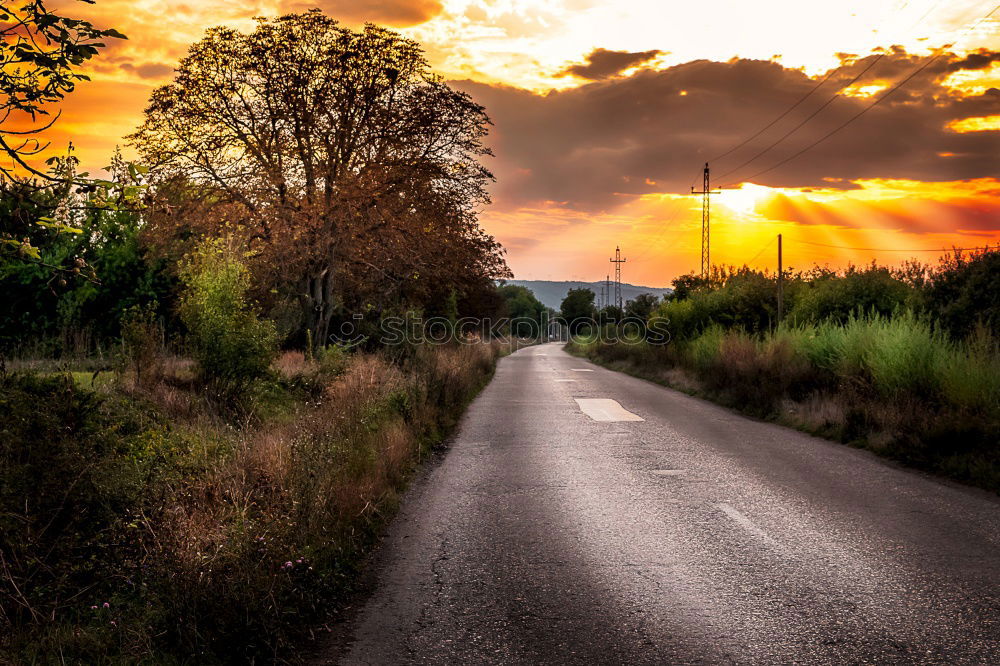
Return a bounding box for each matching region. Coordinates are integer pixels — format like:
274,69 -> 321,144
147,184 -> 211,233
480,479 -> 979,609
28,0 -> 1000,284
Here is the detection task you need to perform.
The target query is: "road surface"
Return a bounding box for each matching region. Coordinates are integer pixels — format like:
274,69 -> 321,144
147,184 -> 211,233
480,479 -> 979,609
325,343 -> 1000,664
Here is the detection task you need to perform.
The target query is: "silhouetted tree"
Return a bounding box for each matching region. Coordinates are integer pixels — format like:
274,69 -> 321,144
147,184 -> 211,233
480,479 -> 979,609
625,293 -> 659,321
498,284 -> 546,337
130,11 -> 508,345
560,288 -> 596,334
924,246 -> 1000,339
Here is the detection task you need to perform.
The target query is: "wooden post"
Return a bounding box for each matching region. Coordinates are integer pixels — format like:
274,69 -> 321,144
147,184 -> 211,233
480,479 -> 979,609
777,234 -> 784,325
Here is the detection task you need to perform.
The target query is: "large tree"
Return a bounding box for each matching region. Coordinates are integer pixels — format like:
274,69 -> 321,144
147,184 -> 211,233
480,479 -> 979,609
130,11 -> 509,345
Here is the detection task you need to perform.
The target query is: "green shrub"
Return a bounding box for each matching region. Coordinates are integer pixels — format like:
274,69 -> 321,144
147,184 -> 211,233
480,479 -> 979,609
655,268 -> 778,342
923,246 -> 1000,339
861,313 -> 943,398
120,303 -> 162,386
937,330 -> 1000,413
179,238 -> 277,395
684,325 -> 725,373
0,373 -> 176,657
790,263 -> 912,325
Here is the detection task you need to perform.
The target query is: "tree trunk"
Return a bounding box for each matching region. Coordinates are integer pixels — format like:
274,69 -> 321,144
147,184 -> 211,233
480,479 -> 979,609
302,249 -> 336,352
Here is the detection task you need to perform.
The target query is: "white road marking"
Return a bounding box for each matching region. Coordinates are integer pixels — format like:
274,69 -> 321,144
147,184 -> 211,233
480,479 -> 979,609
652,469 -> 686,476
571,368 -> 594,372
574,398 -> 644,422
716,503 -> 778,546
555,379 -> 577,382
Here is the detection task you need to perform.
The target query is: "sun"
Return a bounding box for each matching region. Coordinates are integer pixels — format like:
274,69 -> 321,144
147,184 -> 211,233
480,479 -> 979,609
719,183 -> 774,217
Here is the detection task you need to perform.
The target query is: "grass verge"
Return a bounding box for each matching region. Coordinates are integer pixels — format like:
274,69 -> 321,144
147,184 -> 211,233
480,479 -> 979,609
568,315 -> 1000,493
1,341 -> 513,663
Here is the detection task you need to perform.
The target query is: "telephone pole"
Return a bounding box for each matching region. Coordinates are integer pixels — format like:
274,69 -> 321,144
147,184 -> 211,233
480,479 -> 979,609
691,162 -> 721,278
605,274 -> 610,311
777,233 -> 784,325
610,247 -> 626,311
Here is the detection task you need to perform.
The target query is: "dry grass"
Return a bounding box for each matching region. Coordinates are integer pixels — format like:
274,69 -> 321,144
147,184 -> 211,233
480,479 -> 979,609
1,341 -> 503,662
782,395 -> 846,432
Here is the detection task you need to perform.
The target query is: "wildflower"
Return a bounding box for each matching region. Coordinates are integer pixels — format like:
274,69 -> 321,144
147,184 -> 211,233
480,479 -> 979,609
90,605 -> 98,610
103,602 -> 110,608
283,561 -> 293,569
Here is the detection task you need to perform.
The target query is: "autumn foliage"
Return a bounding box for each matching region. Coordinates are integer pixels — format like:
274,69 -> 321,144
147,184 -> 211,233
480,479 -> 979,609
130,11 -> 510,346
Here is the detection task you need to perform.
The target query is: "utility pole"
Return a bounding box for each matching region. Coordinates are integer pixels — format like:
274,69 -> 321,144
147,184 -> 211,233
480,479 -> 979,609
691,162 -> 721,278
610,247 -> 626,311
605,274 -> 610,311
777,233 -> 784,325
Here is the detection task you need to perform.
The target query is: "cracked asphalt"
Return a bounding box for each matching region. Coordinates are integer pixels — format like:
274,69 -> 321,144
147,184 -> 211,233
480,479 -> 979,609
323,342 -> 1000,665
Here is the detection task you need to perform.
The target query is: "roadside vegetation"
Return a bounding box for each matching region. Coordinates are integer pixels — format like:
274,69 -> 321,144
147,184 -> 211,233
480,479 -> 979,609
2,336 -> 507,661
568,249 -> 1000,491
0,4 -> 520,662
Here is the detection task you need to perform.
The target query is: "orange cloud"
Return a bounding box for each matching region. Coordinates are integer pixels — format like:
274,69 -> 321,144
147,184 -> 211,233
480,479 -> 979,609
282,0 -> 444,26
948,115 -> 1000,132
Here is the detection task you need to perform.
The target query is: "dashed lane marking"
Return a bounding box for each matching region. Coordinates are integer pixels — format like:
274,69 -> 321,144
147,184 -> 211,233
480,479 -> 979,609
574,398 -> 645,422
716,502 -> 779,547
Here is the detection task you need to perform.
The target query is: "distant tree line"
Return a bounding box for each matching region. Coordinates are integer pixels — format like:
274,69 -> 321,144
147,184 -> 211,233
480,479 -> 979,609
655,251 -> 1000,342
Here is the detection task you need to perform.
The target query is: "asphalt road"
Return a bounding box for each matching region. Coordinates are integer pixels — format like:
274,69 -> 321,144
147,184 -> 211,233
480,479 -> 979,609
325,343 -> 1000,665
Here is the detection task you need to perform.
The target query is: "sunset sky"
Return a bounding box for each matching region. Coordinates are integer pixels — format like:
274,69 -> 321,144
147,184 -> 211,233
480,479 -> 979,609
35,0 -> 1000,284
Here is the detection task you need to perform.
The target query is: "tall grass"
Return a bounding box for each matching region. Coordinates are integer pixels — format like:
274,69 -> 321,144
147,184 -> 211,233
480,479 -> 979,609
1,341 -> 503,662
570,312 -> 1000,490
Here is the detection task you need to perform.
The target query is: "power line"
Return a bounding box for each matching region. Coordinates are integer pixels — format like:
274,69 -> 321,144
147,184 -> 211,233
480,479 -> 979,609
722,3 -> 999,188
744,236 -> 778,265
706,67 -> 839,165
706,0 -> 942,175
630,195 -> 690,262
788,238 -> 998,252
710,0 -> 950,186
711,53 -> 886,184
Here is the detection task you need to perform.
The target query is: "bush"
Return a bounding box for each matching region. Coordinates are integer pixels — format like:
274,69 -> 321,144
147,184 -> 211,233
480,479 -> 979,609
0,373 -> 171,656
120,303 -> 162,386
937,329 -> 1000,412
685,325 -> 725,373
655,268 -> 778,341
924,246 -> 1000,339
789,263 -> 912,325
861,313 -> 943,398
2,341 -> 503,662
179,239 -> 277,395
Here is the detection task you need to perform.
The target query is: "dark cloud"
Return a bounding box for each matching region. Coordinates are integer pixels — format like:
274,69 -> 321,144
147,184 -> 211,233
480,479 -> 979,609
284,0 -> 443,26
947,48 -> 1000,72
121,62 -> 173,79
560,48 -> 662,80
451,49 -> 1000,213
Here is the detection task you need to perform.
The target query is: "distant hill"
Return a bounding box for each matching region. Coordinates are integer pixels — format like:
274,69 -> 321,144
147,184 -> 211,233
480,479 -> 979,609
506,280 -> 673,311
